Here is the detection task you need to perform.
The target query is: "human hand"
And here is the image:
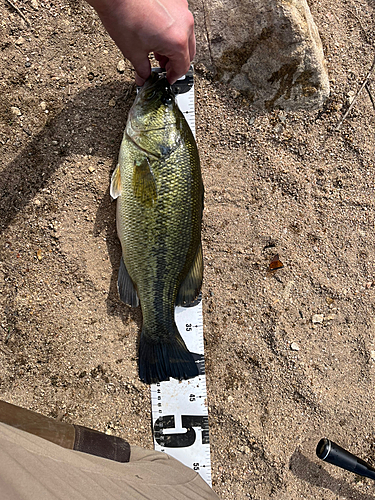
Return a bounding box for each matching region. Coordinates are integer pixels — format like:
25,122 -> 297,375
85,0 -> 196,86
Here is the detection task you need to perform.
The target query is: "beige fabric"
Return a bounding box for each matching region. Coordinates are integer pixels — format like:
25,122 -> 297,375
0,423 -> 220,499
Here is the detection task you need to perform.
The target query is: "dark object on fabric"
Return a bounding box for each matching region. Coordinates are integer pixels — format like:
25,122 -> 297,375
0,400 -> 130,463
74,424 -> 130,462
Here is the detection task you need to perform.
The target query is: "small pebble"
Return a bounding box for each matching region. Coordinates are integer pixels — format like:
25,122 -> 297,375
240,445 -> 251,454
312,314 -> 324,324
40,101 -> 47,111
88,166 -> 95,173
370,351 -> 375,361
30,0 -> 39,9
15,37 -> 25,46
325,314 -> 336,321
117,59 -> 126,73
347,90 -> 356,104
108,98 -> 116,107
290,342 -> 300,351
11,106 -> 21,116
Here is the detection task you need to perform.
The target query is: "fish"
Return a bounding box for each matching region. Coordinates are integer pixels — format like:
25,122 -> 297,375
110,73 -> 204,384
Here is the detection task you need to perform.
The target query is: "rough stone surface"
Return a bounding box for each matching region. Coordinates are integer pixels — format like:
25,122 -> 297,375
190,0 -> 330,110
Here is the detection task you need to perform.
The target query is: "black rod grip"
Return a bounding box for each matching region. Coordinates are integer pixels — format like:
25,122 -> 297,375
316,438 -> 375,480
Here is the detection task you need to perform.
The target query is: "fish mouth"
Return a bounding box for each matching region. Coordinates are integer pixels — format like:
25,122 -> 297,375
140,73 -> 174,103
129,73 -> 176,127
142,71 -> 161,90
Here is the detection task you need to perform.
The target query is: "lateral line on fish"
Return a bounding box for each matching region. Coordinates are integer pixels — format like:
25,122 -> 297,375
125,132 -> 160,160
141,126 -> 168,132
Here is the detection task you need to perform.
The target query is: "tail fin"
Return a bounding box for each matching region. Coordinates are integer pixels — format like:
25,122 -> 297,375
139,326 -> 199,384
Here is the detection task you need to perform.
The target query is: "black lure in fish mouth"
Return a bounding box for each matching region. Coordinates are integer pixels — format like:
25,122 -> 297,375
142,73 -> 175,105
154,75 -> 175,105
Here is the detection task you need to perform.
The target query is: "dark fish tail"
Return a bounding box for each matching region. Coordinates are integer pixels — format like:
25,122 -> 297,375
139,324 -> 199,384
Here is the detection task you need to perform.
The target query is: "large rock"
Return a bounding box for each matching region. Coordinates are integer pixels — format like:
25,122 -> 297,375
190,0 -> 330,110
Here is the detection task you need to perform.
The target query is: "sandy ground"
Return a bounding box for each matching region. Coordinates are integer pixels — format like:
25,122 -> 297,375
1,0 -> 375,498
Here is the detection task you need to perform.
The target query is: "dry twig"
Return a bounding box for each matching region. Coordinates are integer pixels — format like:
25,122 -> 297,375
335,54 -> 375,131
365,83 -> 375,112
5,0 -> 30,26
346,8 -> 371,44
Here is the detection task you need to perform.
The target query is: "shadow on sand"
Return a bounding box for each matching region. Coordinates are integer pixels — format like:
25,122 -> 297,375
289,448 -> 375,500
0,80 -> 141,328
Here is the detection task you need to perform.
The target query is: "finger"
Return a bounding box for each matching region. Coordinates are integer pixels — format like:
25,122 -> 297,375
131,56 -> 152,86
154,52 -> 169,70
165,59 -> 190,85
135,72 -> 147,86
188,32 -> 196,61
165,52 -> 190,84
165,27 -> 195,83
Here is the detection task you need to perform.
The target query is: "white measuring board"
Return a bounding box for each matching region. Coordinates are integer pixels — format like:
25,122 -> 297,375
151,299 -> 211,486
149,68 -> 212,487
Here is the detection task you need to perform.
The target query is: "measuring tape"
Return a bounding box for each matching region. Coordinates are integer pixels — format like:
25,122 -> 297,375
149,68 -> 212,486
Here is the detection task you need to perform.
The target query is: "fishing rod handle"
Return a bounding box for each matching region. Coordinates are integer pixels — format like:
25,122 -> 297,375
316,437 -> 375,481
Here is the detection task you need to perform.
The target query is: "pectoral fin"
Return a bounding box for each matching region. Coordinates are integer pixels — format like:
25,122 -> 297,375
132,158 -> 157,207
176,243 -> 203,307
110,164 -> 122,200
118,257 -> 139,307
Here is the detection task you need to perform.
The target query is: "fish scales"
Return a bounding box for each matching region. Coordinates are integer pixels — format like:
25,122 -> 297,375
111,74 -> 203,384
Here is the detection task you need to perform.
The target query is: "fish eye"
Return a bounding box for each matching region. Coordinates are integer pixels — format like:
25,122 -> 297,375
145,90 -> 156,100
161,95 -> 173,105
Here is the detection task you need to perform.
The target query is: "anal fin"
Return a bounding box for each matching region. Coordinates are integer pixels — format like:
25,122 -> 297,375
118,257 -> 139,307
176,243 -> 203,307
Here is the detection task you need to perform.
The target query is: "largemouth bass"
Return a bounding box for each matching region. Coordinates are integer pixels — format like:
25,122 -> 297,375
110,73 -> 203,384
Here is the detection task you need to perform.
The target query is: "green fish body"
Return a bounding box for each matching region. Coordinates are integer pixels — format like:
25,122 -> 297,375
110,74 -> 203,384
